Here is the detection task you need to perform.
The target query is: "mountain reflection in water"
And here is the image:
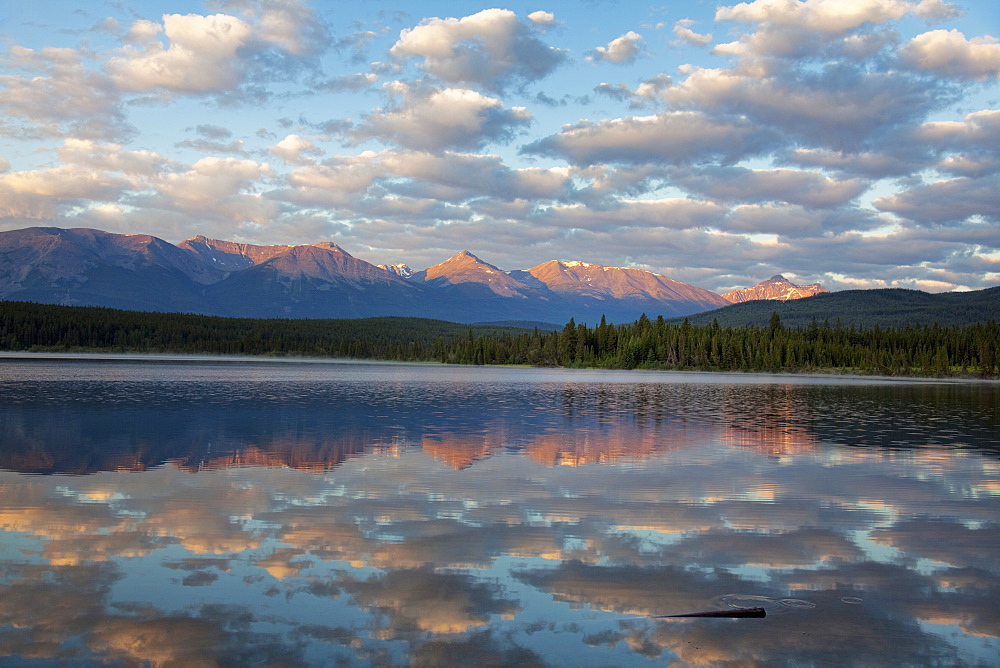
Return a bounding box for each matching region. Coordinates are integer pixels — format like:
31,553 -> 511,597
0,358 -> 997,666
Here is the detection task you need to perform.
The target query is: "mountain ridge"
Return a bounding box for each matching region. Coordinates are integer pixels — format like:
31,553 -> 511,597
0,226 -> 726,324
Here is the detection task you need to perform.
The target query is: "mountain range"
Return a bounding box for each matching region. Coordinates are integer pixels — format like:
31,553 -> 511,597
0,226 -> 739,324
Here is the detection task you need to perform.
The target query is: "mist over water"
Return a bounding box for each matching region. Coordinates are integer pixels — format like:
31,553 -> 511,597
0,357 -> 997,666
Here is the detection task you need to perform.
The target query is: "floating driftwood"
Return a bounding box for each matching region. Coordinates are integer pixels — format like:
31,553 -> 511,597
653,607 -> 766,619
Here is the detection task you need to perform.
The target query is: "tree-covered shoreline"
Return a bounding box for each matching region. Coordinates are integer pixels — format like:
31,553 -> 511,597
2,300 -> 997,378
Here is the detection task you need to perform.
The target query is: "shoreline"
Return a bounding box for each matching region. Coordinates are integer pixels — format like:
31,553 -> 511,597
2,350 -> 995,385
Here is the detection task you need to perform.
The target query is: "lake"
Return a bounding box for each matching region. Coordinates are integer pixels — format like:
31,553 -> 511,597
0,356 -> 997,666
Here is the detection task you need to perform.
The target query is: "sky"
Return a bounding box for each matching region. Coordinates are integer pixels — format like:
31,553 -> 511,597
1,0 -> 998,294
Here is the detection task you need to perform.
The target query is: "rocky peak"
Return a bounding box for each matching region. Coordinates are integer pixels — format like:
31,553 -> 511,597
255,244 -> 409,286
378,263 -> 414,279
527,260 -> 729,306
722,275 -> 828,303
418,251 -> 533,298
177,236 -> 293,271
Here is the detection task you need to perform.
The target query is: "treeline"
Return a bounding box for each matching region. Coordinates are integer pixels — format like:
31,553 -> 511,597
461,313 -> 998,378
2,301 -> 997,378
0,301 -> 520,360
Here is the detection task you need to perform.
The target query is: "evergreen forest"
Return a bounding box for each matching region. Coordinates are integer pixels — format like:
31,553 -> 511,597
1,300 -> 997,378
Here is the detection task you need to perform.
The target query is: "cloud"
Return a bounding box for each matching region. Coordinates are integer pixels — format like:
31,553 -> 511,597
534,198 -> 726,232
594,82 -> 632,102
0,163 -> 130,220
351,84 -> 532,152
175,124 -> 247,154
673,21 -> 712,47
662,64 -> 948,152
588,31 -> 645,65
527,11 -> 556,26
55,138 -> 171,176
269,134 -> 323,165
873,173 -> 1000,224
670,166 -> 868,208
107,2 -> 331,99
389,9 -> 566,91
899,30 -> 1000,80
332,29 -> 380,63
716,0 -> 959,35
208,0 -> 332,56
194,123 -> 233,140
108,14 -> 254,93
126,156 -> 281,232
281,149 -> 572,210
712,0 -> 961,61
0,46 -> 128,141
723,203 -> 883,237
783,148 -> 918,178
315,72 -> 378,92
522,111 -> 774,166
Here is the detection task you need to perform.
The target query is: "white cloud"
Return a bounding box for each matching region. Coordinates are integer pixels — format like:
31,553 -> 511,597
56,139 -> 171,176
900,30 -> 1000,80
0,139 -> 175,221
285,154 -> 383,196
269,134 -> 323,165
0,164 -> 129,220
527,11 -> 556,26
588,31 -> 644,65
152,157 -> 272,205
106,2 -> 330,98
351,84 -> 532,152
0,165 -> 125,201
389,9 -> 566,91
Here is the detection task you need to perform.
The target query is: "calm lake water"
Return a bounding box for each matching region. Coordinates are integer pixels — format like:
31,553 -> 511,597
0,356 -> 998,667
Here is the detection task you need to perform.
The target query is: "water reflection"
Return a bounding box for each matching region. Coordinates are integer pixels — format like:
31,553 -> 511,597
0,358 -> 997,666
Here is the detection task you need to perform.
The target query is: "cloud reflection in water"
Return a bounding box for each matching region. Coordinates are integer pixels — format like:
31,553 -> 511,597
0,359 -> 997,665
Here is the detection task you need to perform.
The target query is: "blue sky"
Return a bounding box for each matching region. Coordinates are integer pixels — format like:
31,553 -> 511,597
1,0 -> 998,294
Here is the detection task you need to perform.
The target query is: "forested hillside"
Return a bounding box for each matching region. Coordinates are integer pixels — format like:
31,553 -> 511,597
2,301 -> 997,378
0,301 -> 525,359
678,287 -> 1000,329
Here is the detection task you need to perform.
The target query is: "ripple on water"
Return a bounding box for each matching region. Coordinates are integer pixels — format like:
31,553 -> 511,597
718,594 -> 817,614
